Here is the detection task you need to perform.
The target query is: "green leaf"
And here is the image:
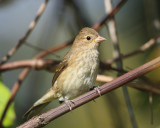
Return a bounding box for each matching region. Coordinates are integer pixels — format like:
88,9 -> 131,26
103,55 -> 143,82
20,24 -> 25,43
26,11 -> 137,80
0,78 -> 16,127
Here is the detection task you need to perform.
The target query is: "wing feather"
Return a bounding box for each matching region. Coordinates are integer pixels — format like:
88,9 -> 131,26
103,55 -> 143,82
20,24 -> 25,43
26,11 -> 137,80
52,53 -> 70,86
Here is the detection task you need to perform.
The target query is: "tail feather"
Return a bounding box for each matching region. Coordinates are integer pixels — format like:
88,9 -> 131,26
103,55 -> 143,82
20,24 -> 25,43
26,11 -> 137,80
23,88 -> 56,119
23,102 -> 50,119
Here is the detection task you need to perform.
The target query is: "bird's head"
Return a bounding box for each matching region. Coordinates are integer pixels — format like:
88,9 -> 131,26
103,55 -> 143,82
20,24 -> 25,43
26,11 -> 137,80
73,27 -> 106,50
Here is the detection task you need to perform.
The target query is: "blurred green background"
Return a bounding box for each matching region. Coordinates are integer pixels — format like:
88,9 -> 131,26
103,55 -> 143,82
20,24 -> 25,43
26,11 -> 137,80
0,0 -> 160,128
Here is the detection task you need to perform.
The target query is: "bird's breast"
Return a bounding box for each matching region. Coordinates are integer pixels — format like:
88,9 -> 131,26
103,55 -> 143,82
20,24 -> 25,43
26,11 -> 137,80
56,49 -> 99,99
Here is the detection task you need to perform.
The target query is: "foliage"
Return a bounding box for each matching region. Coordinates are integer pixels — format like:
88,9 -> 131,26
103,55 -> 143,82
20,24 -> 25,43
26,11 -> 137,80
0,77 -> 16,127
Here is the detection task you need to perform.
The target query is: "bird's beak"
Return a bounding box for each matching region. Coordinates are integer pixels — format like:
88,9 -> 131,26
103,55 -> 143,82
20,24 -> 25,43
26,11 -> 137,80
95,35 -> 106,43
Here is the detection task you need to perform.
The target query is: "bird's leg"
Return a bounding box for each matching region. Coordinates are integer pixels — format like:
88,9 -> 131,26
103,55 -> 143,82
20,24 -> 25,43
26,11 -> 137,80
59,97 -> 64,104
90,86 -> 101,96
59,100 -> 63,104
64,98 -> 75,110
94,86 -> 101,96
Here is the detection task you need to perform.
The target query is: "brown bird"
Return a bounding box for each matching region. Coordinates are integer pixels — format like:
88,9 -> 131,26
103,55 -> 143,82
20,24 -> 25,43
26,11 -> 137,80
24,27 -> 106,118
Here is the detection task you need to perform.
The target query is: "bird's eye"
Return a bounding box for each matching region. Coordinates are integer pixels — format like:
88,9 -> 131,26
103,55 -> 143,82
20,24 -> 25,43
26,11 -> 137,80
86,36 -> 91,40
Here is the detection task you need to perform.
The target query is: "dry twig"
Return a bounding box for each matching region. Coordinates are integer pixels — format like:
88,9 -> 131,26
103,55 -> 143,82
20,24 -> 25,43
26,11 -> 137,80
0,0 -> 49,65
92,0 -> 127,30
96,74 -> 160,95
0,59 -> 59,72
106,33 -> 160,65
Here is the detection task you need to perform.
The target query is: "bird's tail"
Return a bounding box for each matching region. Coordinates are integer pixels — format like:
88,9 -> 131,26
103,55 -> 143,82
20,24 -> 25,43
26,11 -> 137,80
23,88 -> 56,119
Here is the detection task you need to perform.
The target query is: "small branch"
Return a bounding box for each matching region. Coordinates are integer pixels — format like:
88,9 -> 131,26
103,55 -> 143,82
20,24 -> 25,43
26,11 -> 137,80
128,83 -> 160,96
18,56 -> 160,128
149,92 -> 153,124
0,59 -> 59,72
96,74 -> 114,82
25,42 -> 60,58
106,33 -> 160,65
96,74 -> 160,95
35,40 -> 73,59
0,0 -> 49,65
92,0 -> 127,30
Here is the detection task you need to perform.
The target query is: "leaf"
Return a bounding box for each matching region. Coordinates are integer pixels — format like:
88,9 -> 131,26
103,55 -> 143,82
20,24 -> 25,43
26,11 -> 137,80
0,77 -> 16,127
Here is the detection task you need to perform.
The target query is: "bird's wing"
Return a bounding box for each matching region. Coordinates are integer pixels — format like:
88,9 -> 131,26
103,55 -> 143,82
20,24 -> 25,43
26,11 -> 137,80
52,55 -> 69,86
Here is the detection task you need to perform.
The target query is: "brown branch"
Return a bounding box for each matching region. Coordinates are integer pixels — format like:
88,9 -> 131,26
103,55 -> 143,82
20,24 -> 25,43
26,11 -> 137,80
0,0 -> 49,65
25,43 -> 60,58
18,56 -> 160,128
106,33 -> 160,65
128,83 -> 160,95
96,74 -> 160,95
96,74 -> 114,82
140,76 -> 160,89
35,40 -> 73,59
0,0 -> 127,126
0,59 -> 59,72
92,0 -> 127,30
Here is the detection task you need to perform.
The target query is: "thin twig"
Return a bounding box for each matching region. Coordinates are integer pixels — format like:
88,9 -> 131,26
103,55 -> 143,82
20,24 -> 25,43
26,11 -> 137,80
149,92 -> 153,124
96,74 -> 114,82
18,56 -> 160,128
96,74 -> 160,95
35,40 -> 72,59
25,42 -> 60,58
92,0 -> 127,30
106,33 -> 160,65
0,59 -> 59,72
0,0 -> 49,65
130,83 -> 160,95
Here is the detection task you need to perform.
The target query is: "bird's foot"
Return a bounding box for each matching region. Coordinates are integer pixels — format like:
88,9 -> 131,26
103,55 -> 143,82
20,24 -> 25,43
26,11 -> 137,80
64,99 -> 75,110
90,86 -> 101,96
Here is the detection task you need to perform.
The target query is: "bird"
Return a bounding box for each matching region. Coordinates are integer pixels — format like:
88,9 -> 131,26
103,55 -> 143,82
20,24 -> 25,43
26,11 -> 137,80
24,27 -> 106,118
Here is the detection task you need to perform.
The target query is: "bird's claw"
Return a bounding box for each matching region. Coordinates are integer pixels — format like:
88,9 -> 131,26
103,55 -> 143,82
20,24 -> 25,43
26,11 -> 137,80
93,86 -> 101,96
64,99 -> 75,110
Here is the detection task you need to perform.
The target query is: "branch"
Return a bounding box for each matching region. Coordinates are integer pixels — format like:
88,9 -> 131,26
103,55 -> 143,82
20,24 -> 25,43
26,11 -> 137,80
106,33 -> 160,65
25,43 -> 60,58
96,74 -> 160,95
35,40 -> 72,59
0,59 -> 59,72
128,83 -> 160,95
92,0 -> 127,30
96,74 -> 114,82
18,56 -> 160,128
0,0 -> 49,65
